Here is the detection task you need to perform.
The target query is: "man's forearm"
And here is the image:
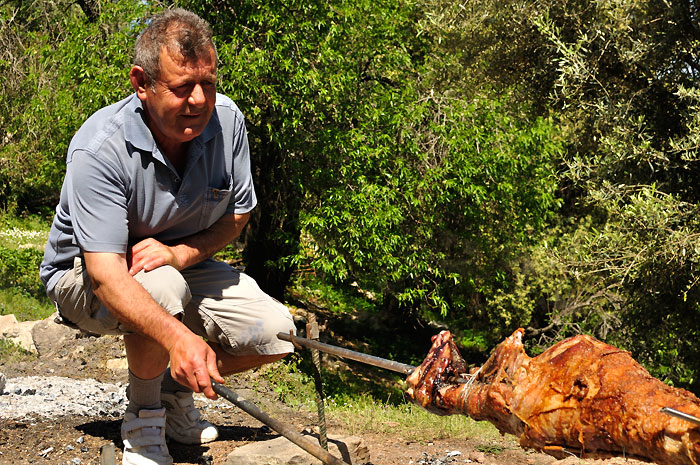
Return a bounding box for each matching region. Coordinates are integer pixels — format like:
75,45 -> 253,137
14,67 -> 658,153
127,212 -> 251,276
171,212 -> 250,269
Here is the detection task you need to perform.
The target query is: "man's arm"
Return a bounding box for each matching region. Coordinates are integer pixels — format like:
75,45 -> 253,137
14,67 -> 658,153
128,211 -> 250,275
83,251 -> 224,398
85,211 -> 249,397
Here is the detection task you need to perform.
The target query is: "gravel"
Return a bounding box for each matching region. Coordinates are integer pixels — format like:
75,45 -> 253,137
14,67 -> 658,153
0,375 -> 127,420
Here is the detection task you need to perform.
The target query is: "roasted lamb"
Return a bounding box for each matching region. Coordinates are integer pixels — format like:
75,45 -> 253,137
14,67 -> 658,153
406,329 -> 700,464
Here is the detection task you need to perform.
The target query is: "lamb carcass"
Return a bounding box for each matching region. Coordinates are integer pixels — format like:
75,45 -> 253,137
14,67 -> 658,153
405,329 -> 700,464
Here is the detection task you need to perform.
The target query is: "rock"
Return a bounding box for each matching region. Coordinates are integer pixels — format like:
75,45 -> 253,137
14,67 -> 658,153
226,432 -> 370,465
0,314 -> 19,337
16,321 -> 39,353
0,314 -> 39,353
32,312 -> 78,356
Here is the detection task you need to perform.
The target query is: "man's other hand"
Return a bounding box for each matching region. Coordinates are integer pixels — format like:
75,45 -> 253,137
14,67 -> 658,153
167,332 -> 225,400
128,238 -> 183,275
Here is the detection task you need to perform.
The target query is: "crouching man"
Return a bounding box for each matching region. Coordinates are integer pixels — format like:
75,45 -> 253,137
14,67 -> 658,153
40,8 -> 295,465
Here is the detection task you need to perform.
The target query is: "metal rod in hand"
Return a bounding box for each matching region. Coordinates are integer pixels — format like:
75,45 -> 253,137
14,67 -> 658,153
211,381 -> 348,465
278,332 -> 416,375
307,315 -> 328,450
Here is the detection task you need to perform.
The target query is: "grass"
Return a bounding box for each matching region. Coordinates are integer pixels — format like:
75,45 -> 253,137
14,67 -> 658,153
0,287 -> 54,322
254,268 -> 503,445
0,211 -> 54,324
0,213 -> 50,250
290,273 -> 378,315
326,395 -> 500,443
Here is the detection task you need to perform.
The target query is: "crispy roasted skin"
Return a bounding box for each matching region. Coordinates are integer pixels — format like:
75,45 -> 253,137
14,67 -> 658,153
406,329 -> 700,464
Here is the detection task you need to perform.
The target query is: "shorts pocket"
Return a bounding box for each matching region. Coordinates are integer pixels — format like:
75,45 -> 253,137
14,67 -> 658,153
52,257 -> 120,335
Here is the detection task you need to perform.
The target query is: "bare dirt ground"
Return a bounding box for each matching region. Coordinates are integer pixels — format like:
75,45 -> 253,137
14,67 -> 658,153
0,331 -> 650,465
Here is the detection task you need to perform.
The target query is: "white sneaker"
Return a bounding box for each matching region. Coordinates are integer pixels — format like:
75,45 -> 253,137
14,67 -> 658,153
121,408 -> 173,465
161,391 -> 219,444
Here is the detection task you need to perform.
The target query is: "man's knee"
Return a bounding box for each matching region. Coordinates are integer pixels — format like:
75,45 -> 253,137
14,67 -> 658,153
133,265 -> 191,316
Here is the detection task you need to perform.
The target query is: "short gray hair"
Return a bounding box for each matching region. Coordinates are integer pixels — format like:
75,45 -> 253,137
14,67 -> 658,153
134,8 -> 217,88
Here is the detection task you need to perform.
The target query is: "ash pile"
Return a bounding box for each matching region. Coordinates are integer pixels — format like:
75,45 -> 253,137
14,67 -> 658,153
0,374 -> 127,420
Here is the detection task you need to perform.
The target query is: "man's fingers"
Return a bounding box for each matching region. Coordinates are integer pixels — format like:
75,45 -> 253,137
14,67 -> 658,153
128,240 -> 179,274
207,354 -> 225,384
184,370 -> 200,393
195,369 -> 216,399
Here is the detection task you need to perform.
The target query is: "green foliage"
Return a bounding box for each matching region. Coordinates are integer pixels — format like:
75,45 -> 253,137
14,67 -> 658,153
0,212 -> 54,320
303,95 -> 561,343
416,0 -> 700,389
0,0 -> 153,212
0,247 -> 44,297
178,0 -> 432,298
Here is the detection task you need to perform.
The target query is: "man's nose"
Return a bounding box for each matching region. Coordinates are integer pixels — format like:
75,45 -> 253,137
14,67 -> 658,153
188,84 -> 206,107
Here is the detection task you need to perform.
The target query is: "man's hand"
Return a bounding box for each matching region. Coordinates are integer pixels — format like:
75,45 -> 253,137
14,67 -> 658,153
128,238 -> 182,275
166,331 -> 225,399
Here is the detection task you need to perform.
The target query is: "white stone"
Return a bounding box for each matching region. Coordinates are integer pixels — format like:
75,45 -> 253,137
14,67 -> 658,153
106,358 -> 129,371
14,321 -> 39,353
0,314 -> 38,353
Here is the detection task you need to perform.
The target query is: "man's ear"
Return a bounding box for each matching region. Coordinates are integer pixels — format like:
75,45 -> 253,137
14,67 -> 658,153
130,65 -> 150,100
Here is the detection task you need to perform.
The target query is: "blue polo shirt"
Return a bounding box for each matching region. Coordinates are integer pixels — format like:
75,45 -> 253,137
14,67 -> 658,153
40,92 -> 257,293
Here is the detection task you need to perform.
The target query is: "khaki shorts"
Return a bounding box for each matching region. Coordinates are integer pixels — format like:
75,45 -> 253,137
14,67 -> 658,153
49,257 -> 295,356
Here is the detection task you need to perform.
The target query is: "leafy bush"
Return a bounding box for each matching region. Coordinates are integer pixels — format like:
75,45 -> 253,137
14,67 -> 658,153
0,247 -> 45,298
0,0 -> 150,212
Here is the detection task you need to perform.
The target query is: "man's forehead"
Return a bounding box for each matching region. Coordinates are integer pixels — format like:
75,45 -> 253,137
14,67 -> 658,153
160,45 -> 216,68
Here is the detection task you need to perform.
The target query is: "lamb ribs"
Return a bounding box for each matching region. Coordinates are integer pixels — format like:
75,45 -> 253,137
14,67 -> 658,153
405,329 -> 700,464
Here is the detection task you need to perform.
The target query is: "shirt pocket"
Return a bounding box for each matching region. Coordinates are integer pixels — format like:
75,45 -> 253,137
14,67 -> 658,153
200,173 -> 234,229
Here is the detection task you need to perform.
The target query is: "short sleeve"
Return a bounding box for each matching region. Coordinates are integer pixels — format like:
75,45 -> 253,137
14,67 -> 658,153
228,115 -> 257,215
68,149 -> 129,253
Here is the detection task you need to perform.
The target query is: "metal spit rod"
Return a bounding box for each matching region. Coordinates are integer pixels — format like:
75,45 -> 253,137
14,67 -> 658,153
661,407 -> 700,426
277,332 -> 416,375
211,381 -> 348,465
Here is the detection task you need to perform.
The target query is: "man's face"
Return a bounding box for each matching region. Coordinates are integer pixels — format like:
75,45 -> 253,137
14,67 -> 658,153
141,46 -> 217,149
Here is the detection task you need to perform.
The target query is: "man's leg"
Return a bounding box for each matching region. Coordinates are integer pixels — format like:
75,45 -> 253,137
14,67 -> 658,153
161,260 -> 296,444
49,259 -> 187,465
181,260 -> 296,364
214,348 -> 287,375
124,333 -> 169,412
122,266 -> 193,465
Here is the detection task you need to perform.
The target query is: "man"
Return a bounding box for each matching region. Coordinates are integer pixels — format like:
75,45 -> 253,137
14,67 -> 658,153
40,9 -> 295,465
